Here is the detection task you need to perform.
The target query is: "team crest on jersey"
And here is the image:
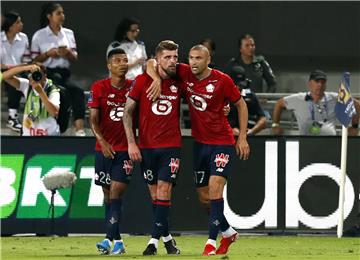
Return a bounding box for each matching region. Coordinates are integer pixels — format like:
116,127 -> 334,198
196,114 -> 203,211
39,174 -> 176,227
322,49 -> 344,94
214,153 -> 229,168
206,84 -> 215,93
169,158 -> 180,173
186,81 -> 194,87
170,85 -> 178,93
123,160 -> 133,175
108,93 -> 115,98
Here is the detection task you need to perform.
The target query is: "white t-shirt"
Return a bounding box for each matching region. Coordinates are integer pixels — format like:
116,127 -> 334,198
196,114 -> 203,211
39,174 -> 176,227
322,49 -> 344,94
284,92 -> 338,135
18,78 -> 60,136
119,40 -> 147,80
31,26 -> 77,69
1,31 -> 31,65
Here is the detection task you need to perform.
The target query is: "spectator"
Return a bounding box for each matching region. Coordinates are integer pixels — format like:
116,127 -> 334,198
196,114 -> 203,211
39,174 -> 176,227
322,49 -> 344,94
199,38 -> 216,69
225,33 -> 276,93
272,70 -> 360,136
114,17 -> 147,80
3,63 -> 60,136
31,2 -> 86,136
227,66 -> 267,135
1,11 -> 31,132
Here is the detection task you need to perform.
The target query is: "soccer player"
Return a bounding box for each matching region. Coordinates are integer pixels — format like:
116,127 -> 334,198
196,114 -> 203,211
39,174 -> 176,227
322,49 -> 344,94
184,45 -> 249,256
123,40 -> 182,256
88,45 -> 134,255
147,45 -> 250,256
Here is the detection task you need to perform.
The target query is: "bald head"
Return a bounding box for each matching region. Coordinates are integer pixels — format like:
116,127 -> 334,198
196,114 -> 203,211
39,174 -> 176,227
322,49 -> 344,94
188,45 -> 211,78
190,44 -> 210,57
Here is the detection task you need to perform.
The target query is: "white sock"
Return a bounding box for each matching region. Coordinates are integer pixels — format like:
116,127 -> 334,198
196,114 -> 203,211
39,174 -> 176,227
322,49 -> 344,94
114,239 -> 123,244
162,234 -> 173,243
206,239 -> 216,248
148,238 -> 159,248
104,238 -> 112,246
222,226 -> 237,238
9,109 -> 18,118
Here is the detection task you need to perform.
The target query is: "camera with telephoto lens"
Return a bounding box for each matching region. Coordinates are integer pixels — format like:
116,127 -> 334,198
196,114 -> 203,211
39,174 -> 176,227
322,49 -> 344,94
31,70 -> 43,82
230,65 -> 252,89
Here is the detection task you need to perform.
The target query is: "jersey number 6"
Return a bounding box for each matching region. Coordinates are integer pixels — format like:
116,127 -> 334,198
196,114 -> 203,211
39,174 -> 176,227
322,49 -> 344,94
152,100 -> 172,115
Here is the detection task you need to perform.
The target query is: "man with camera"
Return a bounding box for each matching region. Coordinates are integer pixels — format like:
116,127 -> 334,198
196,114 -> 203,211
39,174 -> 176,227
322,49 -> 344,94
227,65 -> 267,136
3,63 -> 60,136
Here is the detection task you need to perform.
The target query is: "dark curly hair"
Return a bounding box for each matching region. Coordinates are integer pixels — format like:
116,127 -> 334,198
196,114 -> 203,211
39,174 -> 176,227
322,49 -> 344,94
114,17 -> 140,42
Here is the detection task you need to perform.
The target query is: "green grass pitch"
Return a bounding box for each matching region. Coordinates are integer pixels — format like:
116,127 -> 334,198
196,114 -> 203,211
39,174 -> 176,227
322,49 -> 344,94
1,235 -> 359,260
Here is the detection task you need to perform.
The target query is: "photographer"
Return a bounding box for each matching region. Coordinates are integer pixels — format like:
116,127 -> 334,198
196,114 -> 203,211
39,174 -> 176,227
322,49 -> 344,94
3,63 -> 60,136
227,65 -> 267,136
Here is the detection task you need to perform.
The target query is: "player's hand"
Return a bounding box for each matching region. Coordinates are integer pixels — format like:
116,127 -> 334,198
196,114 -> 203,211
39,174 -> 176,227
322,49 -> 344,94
146,78 -> 161,101
232,127 -> 240,136
99,139 -> 115,159
236,135 -> 250,160
128,143 -> 142,162
223,104 -> 230,116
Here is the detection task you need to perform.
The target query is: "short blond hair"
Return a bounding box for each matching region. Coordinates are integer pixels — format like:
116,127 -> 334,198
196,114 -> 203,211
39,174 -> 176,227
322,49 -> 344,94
155,40 -> 179,55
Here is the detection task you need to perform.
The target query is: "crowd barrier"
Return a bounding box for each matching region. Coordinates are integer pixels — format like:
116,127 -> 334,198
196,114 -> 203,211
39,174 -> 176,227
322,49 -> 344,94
1,136 -> 359,235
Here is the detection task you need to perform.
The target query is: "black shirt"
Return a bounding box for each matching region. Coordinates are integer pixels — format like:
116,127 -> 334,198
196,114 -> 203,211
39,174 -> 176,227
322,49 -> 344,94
225,55 -> 276,93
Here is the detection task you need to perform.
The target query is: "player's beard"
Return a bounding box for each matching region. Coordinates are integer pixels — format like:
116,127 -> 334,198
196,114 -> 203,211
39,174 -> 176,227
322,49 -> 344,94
163,65 -> 177,78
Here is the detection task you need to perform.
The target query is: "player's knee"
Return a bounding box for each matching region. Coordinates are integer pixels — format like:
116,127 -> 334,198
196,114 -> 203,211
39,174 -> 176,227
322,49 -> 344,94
157,181 -> 172,200
208,182 -> 225,199
102,188 -> 110,203
110,181 -> 127,199
148,184 -> 157,201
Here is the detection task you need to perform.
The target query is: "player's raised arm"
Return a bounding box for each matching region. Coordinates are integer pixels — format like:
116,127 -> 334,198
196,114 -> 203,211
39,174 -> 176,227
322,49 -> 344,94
234,98 -> 250,160
123,97 -> 142,162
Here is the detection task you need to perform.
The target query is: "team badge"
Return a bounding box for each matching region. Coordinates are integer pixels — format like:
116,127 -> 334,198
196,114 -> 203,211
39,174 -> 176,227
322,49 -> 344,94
123,160 -> 133,175
108,93 -> 115,98
169,158 -> 180,173
170,85 -> 178,93
214,153 -> 229,168
206,84 -> 215,93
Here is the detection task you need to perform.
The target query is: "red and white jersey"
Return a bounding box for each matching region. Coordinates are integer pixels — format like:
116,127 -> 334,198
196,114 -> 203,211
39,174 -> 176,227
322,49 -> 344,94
88,78 -> 133,152
128,73 -> 182,149
177,64 -> 242,145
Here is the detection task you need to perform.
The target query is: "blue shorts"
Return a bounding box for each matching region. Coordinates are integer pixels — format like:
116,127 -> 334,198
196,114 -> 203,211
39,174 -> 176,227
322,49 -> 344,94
141,147 -> 181,185
193,142 -> 236,188
94,151 -> 133,188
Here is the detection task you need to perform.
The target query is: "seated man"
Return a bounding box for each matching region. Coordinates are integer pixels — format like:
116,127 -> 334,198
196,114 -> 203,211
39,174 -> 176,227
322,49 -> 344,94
272,70 -> 359,136
3,63 -> 60,136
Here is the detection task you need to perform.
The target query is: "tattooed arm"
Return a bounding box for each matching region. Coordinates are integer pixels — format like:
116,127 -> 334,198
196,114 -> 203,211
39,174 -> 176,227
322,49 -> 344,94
123,97 -> 142,162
